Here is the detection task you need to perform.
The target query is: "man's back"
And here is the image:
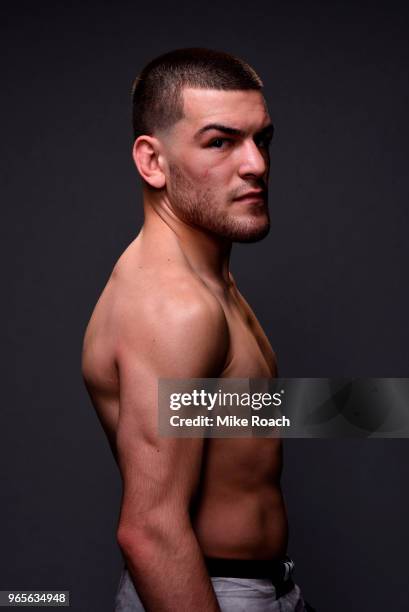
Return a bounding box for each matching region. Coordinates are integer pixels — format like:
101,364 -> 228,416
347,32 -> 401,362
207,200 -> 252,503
82,233 -> 287,562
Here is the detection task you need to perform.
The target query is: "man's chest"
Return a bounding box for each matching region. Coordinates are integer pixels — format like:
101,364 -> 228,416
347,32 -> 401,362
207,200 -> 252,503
220,293 -> 277,378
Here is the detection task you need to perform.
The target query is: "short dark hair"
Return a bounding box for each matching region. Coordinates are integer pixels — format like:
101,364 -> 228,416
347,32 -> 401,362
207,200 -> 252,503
131,48 -> 263,140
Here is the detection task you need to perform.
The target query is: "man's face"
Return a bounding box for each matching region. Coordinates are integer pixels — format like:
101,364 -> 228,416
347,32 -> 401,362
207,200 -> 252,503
160,88 -> 273,243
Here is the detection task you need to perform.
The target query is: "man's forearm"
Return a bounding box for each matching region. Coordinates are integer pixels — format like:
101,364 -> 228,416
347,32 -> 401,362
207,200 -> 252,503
118,525 -> 221,611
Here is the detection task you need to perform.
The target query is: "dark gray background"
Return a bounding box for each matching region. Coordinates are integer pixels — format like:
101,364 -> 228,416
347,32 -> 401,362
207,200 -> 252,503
1,1 -> 409,610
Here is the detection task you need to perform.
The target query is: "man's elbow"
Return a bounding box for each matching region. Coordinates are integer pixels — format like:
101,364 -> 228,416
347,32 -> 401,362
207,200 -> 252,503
117,516 -> 191,559
117,521 -> 160,554
117,525 -> 141,556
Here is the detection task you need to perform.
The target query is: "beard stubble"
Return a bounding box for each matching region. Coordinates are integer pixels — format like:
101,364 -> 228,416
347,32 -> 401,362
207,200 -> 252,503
168,163 -> 270,243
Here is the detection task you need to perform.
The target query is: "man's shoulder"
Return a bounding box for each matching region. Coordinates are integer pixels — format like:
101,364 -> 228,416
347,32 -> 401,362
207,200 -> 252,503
111,264 -> 229,373
113,260 -> 222,320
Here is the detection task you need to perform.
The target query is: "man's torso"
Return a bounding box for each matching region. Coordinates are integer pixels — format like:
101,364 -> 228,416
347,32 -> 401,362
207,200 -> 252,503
82,237 -> 288,560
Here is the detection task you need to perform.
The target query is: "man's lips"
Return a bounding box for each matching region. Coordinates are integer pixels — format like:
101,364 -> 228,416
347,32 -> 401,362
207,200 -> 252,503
233,190 -> 266,201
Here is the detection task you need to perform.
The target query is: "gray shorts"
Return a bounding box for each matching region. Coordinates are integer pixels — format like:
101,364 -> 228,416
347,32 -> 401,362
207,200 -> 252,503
114,566 -> 308,611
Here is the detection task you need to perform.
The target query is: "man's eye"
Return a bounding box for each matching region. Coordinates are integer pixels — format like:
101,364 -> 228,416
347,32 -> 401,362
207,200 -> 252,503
256,136 -> 272,148
208,138 -> 230,148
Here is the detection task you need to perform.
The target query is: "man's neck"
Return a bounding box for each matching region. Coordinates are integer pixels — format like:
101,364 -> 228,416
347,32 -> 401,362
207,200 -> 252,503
142,196 -> 233,288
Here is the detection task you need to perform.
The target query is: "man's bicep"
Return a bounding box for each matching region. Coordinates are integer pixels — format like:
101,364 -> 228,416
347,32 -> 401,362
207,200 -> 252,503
115,297 -> 227,534
115,356 -> 204,536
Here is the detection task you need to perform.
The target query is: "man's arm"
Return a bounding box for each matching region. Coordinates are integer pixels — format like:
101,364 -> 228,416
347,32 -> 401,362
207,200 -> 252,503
115,291 -> 228,611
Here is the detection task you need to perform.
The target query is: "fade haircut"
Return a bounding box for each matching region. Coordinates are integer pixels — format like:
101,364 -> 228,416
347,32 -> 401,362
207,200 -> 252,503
131,48 -> 263,140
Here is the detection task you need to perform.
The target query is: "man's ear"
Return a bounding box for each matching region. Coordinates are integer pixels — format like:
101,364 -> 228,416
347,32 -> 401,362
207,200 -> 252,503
132,136 -> 166,189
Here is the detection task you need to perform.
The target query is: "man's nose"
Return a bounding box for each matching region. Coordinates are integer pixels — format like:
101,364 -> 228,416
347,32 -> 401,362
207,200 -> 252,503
238,140 -> 268,179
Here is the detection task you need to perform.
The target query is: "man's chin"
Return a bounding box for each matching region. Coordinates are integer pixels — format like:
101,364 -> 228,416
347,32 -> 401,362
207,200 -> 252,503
227,205 -> 271,243
212,219 -> 270,243
233,222 -> 270,243
227,212 -> 271,243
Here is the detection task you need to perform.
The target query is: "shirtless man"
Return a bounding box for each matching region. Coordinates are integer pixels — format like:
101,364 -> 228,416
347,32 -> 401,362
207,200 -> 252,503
82,48 -> 310,611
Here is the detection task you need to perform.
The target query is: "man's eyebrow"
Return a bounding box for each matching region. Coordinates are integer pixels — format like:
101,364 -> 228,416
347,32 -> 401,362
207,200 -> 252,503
255,123 -> 274,138
195,123 -> 246,138
195,122 -> 274,139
